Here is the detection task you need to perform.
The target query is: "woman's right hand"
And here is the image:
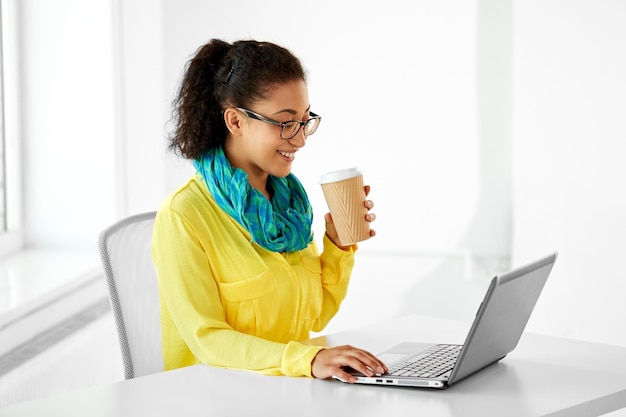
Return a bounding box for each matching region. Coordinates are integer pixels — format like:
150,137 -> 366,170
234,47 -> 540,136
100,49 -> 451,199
311,345 -> 388,383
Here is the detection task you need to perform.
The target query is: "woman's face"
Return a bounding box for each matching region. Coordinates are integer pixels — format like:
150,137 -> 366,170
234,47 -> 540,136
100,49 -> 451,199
224,79 -> 311,189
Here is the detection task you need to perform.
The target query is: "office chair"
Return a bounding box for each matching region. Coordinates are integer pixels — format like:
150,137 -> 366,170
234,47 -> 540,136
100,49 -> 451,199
98,211 -> 163,379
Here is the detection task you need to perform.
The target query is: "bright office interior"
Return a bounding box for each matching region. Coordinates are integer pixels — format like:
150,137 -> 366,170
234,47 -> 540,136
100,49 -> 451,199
1,0 -> 625,407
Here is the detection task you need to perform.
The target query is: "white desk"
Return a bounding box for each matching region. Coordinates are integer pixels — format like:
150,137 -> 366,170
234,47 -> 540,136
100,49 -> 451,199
1,315 -> 625,416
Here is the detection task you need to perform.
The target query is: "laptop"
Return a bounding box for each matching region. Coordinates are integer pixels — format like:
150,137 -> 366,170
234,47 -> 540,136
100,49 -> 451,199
334,251 -> 558,389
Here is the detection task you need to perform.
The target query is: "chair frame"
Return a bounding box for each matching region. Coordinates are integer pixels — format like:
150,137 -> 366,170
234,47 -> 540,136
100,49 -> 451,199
98,211 -> 159,379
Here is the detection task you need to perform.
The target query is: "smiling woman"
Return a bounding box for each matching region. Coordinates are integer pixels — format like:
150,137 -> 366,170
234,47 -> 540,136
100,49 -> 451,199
152,38 -> 384,383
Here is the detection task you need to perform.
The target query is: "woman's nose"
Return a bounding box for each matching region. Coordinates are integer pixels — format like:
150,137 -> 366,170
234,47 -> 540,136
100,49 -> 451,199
287,128 -> 307,148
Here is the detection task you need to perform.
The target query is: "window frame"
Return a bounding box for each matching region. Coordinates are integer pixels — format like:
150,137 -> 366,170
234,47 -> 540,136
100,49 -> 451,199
0,0 -> 24,257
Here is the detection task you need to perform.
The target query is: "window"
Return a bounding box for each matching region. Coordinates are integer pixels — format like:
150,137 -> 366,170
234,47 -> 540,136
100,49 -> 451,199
0,0 -> 23,256
0,2 -> 6,233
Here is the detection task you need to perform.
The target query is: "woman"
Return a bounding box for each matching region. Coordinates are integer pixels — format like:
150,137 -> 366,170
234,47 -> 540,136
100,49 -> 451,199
152,39 -> 387,382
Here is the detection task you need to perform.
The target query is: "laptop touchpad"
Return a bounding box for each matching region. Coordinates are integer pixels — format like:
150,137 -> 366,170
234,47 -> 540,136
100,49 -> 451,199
378,353 -> 408,366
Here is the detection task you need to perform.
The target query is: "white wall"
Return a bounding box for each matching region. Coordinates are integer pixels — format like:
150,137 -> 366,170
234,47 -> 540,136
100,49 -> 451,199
113,0 -> 172,217
119,0 -> 626,345
158,0 -> 513,260
513,0 -> 626,346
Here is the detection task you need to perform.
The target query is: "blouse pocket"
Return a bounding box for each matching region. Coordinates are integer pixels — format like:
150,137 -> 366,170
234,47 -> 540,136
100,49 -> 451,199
217,270 -> 279,335
297,253 -> 323,326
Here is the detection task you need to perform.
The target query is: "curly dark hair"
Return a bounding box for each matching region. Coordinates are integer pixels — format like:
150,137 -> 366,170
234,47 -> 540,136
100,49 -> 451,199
168,39 -> 307,160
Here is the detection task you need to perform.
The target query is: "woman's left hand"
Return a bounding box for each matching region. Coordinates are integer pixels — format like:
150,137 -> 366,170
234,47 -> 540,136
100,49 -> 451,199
325,185 -> 376,250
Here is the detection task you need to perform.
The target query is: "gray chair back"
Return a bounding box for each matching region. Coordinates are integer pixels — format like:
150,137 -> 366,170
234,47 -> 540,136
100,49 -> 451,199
98,211 -> 162,379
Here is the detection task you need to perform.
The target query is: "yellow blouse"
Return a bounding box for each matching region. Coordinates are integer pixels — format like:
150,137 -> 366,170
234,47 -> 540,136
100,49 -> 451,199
152,174 -> 356,377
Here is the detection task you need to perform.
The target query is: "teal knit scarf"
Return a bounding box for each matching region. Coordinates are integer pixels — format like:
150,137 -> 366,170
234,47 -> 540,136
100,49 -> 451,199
194,147 -> 313,253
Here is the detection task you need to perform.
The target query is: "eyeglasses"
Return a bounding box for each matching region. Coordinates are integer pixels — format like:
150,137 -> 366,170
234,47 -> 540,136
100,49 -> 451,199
235,107 -> 321,140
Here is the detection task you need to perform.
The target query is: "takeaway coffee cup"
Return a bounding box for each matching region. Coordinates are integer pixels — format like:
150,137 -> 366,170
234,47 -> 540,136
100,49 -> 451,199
319,167 -> 371,246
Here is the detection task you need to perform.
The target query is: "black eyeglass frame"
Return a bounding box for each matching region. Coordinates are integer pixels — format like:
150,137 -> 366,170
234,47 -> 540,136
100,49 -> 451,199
234,107 -> 321,140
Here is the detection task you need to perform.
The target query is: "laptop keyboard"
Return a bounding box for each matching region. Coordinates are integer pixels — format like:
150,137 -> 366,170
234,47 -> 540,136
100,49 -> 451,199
387,344 -> 462,378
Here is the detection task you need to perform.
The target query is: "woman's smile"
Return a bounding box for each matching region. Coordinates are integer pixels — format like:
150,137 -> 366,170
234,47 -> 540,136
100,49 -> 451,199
278,149 -> 296,162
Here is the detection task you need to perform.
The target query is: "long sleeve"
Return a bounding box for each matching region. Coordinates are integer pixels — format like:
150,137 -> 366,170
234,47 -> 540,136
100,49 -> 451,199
313,234 -> 356,332
151,175 -> 356,377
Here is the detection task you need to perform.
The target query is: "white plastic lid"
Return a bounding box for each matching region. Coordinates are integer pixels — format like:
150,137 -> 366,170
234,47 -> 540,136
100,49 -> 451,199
319,167 -> 362,184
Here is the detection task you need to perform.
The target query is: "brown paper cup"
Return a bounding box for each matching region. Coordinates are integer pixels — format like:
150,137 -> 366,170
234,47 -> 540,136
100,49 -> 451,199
320,167 -> 371,246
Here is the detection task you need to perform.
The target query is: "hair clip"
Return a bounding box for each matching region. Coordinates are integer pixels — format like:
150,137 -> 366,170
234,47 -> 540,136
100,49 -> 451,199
225,63 -> 236,83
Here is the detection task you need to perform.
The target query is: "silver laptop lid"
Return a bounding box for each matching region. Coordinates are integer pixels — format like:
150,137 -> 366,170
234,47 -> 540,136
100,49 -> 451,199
449,252 -> 558,384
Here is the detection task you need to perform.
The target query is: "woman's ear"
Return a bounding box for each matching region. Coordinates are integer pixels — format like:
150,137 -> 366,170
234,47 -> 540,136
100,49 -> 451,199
224,108 -> 243,136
